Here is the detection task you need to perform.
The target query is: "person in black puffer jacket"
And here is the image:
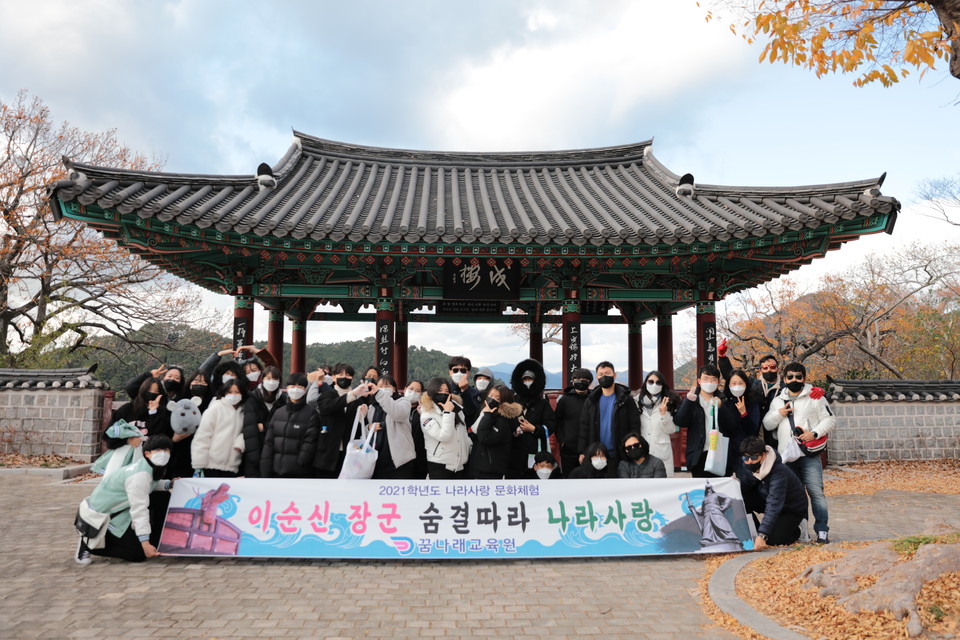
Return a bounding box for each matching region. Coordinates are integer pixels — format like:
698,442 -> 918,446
509,359 -> 555,480
468,385 -> 521,480
553,368 -> 593,477
261,373 -> 318,478
736,436 -> 808,549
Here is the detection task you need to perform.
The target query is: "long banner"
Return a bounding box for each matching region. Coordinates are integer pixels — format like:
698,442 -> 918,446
158,477 -> 757,559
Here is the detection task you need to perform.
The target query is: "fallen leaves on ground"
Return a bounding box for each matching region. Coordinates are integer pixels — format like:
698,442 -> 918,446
695,553 -> 769,640
826,459 -> 960,496
0,452 -> 83,468
918,570 -> 960,636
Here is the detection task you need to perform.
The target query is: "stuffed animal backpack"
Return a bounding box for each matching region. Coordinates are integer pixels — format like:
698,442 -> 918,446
169,398 -> 201,435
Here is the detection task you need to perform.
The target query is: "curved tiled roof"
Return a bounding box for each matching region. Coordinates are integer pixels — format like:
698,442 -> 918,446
828,379 -> 960,402
0,365 -> 108,390
50,132 -> 899,247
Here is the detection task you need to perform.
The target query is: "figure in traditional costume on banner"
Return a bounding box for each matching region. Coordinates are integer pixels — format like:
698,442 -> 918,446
683,482 -> 743,552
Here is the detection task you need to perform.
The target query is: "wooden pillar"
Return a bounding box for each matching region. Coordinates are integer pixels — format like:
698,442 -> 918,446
267,310 -> 284,374
561,302 -> 581,388
232,292 -> 254,351
529,321 -> 543,364
657,313 -> 674,388
628,317 -> 643,390
291,320 -> 306,374
375,300 -> 395,377
696,301 -> 718,371
393,320 -> 408,389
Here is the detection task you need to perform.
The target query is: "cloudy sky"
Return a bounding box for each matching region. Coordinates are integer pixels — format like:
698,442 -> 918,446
3,0 -> 958,375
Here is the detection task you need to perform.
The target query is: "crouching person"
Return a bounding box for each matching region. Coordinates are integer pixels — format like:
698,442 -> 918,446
74,435 -> 175,565
736,436 -> 808,551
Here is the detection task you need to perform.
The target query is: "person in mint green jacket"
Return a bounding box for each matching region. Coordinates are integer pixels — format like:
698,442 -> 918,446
75,435 -> 174,565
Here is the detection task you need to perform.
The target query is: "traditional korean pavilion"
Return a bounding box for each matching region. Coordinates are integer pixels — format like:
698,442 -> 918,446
48,132 -> 900,388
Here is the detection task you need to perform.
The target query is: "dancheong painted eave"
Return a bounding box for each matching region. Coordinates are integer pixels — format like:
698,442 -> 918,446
48,132 -> 900,248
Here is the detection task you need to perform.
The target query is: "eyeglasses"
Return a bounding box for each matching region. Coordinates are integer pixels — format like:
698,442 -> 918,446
741,454 -> 763,462
624,443 -> 642,451
451,367 -> 469,374
784,374 -> 804,382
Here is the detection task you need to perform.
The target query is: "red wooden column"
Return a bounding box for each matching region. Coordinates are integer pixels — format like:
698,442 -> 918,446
267,310 -> 284,374
561,302 -> 581,389
628,317 -> 644,390
290,320 -> 306,374
529,321 -> 543,364
393,320 -> 408,388
657,313 -> 674,388
232,290 -> 254,351
695,301 -> 718,372
375,300 -> 395,377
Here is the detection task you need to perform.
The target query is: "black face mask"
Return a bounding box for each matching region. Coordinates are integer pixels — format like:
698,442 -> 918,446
434,393 -> 449,405
190,384 -> 208,397
598,376 -> 614,389
572,380 -> 590,391
335,377 -> 353,389
163,379 -> 181,395
142,391 -> 160,402
486,397 -> 500,409
744,461 -> 762,473
786,380 -> 805,393
626,447 -> 645,461
762,371 -> 778,383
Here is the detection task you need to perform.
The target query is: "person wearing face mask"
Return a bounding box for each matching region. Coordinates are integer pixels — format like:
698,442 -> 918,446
532,451 -> 562,480
420,377 -> 472,479
183,371 -> 213,414
634,370 -> 680,477
404,379 -> 429,479
567,442 -> 614,479
241,366 -> 286,478
735,436 -> 808,550
111,377 -> 171,441
123,364 -> 185,404
508,359 -> 556,480
449,356 -> 482,428
674,365 -> 738,478
210,360 -> 248,402
721,369 -> 762,475
260,373 -> 319,478
365,375 -> 418,479
763,361 -> 835,543
191,381 -> 247,478
467,385 -> 521,480
314,363 -> 366,478
75,435 -> 175,565
617,432 -> 667,479
553,368 -> 593,477
577,361 -> 641,467
473,367 -> 494,400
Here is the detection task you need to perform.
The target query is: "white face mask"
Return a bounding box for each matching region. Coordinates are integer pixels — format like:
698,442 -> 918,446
451,372 -> 466,384
475,379 -> 490,392
149,450 -> 170,466
286,387 -> 306,401
535,467 -> 553,480
224,393 -> 243,406
246,371 -> 260,382
324,375 -> 334,385
646,382 -> 663,395
404,389 -> 420,403
591,457 -> 607,470
524,380 -> 533,389
700,381 -> 719,394
222,374 -> 236,384
729,385 -> 747,397
381,387 -> 395,396
262,379 -> 280,392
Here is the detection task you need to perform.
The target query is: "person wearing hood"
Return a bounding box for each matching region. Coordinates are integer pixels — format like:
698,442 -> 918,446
449,356 -> 482,428
634,370 -> 680,477
468,384 -> 521,479
473,367 -> 494,400
735,436 -> 809,550
554,367 -> 593,477
567,442 -> 614,479
508,359 -> 555,480
420,377 -> 472,478
75,435 -> 175,565
314,363 -> 368,478
577,362 -> 641,467
260,373 -> 318,478
763,361 -> 835,543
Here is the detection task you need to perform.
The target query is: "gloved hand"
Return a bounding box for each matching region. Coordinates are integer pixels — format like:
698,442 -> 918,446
717,337 -> 728,358
810,386 -> 825,399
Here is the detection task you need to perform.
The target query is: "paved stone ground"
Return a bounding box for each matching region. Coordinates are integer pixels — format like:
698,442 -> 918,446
2,474 -> 958,640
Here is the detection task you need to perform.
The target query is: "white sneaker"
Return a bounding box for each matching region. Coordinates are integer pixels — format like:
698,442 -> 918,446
75,538 -> 92,565
816,530 -> 830,544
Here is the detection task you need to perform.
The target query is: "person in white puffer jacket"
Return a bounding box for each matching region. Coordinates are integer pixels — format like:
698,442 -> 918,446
763,361 -> 835,543
192,380 -> 246,477
420,377 -> 471,479
634,370 -> 680,477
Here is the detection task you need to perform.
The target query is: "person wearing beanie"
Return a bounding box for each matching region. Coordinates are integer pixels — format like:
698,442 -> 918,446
554,367 -> 593,477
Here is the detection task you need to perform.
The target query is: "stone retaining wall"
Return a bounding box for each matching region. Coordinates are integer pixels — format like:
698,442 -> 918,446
0,389 -> 110,462
830,401 -> 960,464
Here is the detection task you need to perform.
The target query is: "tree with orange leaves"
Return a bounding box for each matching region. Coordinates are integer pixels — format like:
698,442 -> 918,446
704,1 -> 960,85
0,90 -> 206,368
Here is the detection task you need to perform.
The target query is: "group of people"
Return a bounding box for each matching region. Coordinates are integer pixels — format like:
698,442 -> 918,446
74,341 -> 835,564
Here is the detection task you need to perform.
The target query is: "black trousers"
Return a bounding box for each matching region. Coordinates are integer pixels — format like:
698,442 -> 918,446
91,526 -> 146,563
426,462 -> 466,479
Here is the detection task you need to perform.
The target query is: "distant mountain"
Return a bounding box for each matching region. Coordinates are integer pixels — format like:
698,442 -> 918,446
486,362 -> 641,390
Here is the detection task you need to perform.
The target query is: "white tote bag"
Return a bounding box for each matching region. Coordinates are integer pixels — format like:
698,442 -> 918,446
702,406 -> 729,476
338,413 -> 379,479
782,436 -> 804,464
